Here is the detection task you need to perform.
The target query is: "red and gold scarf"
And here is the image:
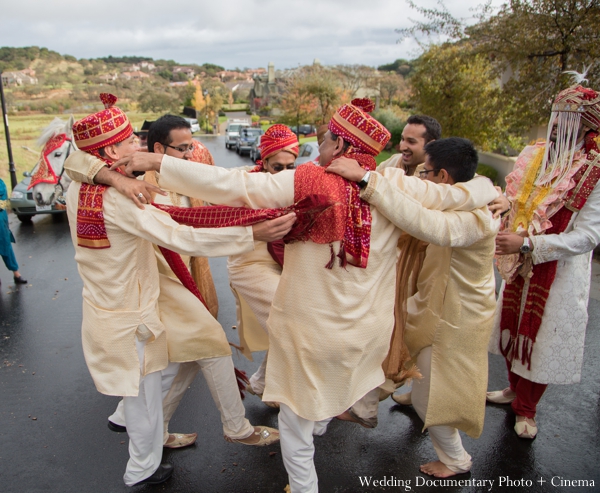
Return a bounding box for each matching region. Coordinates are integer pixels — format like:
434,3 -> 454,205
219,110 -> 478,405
294,149 -> 376,269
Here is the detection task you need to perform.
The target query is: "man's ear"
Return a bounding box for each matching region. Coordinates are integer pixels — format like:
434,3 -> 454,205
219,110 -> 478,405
332,136 -> 345,158
103,144 -> 120,161
438,168 -> 451,184
153,142 -> 164,154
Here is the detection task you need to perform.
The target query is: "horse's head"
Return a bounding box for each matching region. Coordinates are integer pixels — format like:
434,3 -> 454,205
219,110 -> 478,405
29,116 -> 77,207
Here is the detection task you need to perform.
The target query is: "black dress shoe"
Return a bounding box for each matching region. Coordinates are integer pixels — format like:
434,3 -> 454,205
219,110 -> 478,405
107,420 -> 127,433
133,464 -> 173,486
14,276 -> 27,284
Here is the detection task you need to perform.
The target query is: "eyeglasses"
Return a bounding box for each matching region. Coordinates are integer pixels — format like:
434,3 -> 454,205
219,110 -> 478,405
418,169 -> 437,178
272,164 -> 295,172
163,143 -> 194,154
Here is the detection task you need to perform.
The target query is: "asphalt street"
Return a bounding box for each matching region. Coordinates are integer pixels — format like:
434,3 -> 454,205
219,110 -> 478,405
1,136 -> 599,493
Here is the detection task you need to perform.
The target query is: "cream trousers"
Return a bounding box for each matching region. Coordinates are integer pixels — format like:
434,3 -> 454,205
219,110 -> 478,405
111,355 -> 254,442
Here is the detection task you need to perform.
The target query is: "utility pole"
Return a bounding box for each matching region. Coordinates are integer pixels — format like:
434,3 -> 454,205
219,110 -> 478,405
203,90 -> 209,133
0,72 -> 17,189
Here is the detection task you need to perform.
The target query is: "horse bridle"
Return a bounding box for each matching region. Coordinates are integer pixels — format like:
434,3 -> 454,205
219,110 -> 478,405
54,138 -> 74,203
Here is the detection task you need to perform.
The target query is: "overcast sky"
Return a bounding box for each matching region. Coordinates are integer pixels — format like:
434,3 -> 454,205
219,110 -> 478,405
0,0 -> 500,70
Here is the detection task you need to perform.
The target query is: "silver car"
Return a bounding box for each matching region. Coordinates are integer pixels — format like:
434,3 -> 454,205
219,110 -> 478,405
9,171 -> 66,223
295,142 -> 320,165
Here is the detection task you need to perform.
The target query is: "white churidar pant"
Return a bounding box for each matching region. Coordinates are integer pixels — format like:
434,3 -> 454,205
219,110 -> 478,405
110,356 -> 254,442
279,404 -> 332,493
122,336 -> 164,486
411,346 -> 472,473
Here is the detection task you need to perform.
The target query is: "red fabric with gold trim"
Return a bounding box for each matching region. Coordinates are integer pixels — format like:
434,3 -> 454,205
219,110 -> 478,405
72,93 -> 133,151
258,124 -> 299,161
329,99 -> 390,156
27,133 -> 67,189
75,152 -> 115,249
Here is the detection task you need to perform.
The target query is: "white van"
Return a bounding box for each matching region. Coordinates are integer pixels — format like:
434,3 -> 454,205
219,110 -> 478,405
225,119 -> 250,149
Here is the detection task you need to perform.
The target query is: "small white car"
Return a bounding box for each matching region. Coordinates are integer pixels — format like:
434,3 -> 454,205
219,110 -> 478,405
184,118 -> 200,133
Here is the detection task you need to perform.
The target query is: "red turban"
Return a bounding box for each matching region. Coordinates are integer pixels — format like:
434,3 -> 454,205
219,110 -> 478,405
72,93 -> 133,151
328,98 -> 390,155
258,124 -> 299,161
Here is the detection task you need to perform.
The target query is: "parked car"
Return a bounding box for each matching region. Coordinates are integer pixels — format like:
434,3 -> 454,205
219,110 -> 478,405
236,128 -> 263,156
295,142 -> 320,165
225,119 -> 250,149
289,125 -> 316,136
249,135 -> 262,162
9,171 -> 66,223
183,118 -> 200,133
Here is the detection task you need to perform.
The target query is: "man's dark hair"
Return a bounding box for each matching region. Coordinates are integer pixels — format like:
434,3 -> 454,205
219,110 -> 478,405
406,115 -> 442,143
329,131 -> 351,154
147,115 -> 191,153
97,140 -> 122,158
424,137 -> 478,183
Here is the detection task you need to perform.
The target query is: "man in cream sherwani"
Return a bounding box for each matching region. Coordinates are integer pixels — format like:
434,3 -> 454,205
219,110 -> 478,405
66,97 -> 291,487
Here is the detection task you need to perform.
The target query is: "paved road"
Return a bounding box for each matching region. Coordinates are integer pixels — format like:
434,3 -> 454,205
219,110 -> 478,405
1,136 -> 599,492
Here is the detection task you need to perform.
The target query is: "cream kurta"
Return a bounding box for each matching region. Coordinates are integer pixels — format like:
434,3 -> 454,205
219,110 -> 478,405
156,156 -> 498,421
65,174 -> 254,397
228,242 -> 280,358
363,171 -> 499,438
153,189 -> 233,362
65,151 -> 256,365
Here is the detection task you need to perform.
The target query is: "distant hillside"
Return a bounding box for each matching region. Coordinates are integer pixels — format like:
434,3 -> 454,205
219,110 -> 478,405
0,46 -> 229,115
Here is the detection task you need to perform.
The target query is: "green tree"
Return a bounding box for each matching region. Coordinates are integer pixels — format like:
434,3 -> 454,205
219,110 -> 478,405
399,0 -> 600,133
410,42 -> 507,150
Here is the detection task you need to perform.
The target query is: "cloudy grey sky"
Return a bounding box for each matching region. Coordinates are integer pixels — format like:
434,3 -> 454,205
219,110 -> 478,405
0,0 -> 498,69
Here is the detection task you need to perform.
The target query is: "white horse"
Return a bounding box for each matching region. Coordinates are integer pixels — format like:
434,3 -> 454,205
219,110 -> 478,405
29,116 -> 77,207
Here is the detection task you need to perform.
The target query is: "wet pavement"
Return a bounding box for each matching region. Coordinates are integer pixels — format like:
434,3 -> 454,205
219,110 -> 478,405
1,136 -> 599,493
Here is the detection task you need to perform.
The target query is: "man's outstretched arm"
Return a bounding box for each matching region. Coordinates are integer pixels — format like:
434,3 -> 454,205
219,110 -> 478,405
112,152 -> 295,209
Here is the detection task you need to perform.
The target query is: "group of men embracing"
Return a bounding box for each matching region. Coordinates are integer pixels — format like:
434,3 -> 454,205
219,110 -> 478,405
63,75 -> 600,491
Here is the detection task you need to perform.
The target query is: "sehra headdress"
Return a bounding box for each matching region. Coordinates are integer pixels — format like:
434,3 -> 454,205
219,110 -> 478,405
536,69 -> 600,186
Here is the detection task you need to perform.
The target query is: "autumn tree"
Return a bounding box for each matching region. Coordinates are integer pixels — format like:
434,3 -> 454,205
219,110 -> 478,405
378,72 -> 407,107
279,71 -> 318,131
334,64 -> 377,99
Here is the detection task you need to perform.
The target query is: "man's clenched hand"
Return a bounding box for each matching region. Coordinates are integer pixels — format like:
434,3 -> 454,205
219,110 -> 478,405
252,213 -> 296,242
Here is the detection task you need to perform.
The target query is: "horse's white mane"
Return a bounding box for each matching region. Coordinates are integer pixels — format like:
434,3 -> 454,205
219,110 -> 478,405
37,116 -> 74,148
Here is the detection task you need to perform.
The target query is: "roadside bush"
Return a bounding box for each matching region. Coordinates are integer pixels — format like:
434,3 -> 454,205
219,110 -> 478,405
476,164 -> 498,185
372,108 -> 405,148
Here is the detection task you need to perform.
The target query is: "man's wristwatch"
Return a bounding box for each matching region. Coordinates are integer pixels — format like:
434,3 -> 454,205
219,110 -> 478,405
358,171 -> 371,189
520,237 -> 531,254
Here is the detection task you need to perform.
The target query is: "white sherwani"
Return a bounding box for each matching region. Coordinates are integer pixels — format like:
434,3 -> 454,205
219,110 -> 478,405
489,181 -> 600,384
156,156 -> 498,421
